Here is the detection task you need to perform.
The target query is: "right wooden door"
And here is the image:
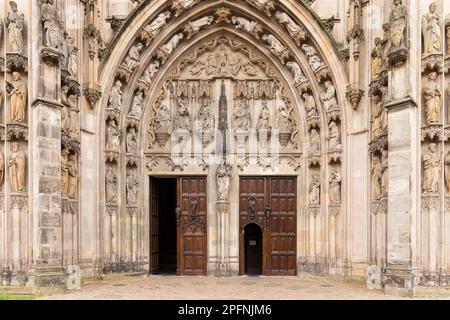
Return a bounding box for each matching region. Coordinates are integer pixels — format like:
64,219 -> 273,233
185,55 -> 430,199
239,176 -> 297,276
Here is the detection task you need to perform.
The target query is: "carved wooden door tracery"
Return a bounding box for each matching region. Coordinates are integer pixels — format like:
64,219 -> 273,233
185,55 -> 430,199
239,176 -> 297,276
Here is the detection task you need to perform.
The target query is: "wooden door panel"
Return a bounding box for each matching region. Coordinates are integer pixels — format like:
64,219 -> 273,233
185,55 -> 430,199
178,177 -> 207,276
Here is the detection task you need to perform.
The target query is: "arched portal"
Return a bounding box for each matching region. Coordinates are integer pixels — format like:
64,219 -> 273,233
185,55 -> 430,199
94,0 -> 352,276
244,223 -> 263,275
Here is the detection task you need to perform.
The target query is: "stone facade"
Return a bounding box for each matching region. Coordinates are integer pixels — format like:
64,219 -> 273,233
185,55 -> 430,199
0,0 -> 449,296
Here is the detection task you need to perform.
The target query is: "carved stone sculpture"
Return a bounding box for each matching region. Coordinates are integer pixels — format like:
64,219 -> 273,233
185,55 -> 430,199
423,143 -> 440,194
328,121 -> 341,150
371,93 -> 387,138
262,34 -> 289,64
423,72 -> 441,125
106,120 -> 121,150
231,16 -> 262,39
171,0 -> 201,17
108,80 -> 123,111
277,104 -> 294,147
126,127 -> 138,154
329,169 -> 341,204
173,97 -> 192,132
275,12 -> 306,45
157,33 -> 184,63
8,142 -> 26,192
286,61 -> 307,85
0,152 -> 5,187
67,153 -> 78,199
126,171 -> 139,205
387,0 -> 407,64
371,37 -> 383,78
6,71 -> 27,123
184,16 -> 214,39
302,44 -> 326,72
216,161 -> 232,201
129,91 -> 144,118
121,43 -> 144,72
68,95 -> 80,140
139,61 -> 160,86
234,100 -> 251,131
256,102 -> 271,142
154,104 -> 172,147
6,1 -> 24,54
42,0 -> 63,49
371,156 -> 382,200
309,172 -> 320,205
245,0 -> 275,16
303,93 -> 318,118
320,81 -> 338,111
445,151 -> 450,193
422,3 -> 442,55
310,128 -> 320,154
141,11 -> 171,45
61,148 -> 69,195
381,149 -> 388,196
105,167 -> 118,203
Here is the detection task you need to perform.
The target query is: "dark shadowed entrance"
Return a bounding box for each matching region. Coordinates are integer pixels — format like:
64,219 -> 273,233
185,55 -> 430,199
244,224 -> 263,275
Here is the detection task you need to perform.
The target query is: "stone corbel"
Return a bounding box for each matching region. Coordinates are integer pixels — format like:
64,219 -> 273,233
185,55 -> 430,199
5,53 -> 27,73
61,71 -> 81,96
314,66 -> 331,83
309,205 -> 320,217
326,108 -> 341,123
346,85 -> 364,110
215,7 -> 231,24
126,205 -> 138,217
421,125 -> 444,142
106,204 -> 119,216
422,54 -> 444,74
6,123 -> 28,141
40,47 -> 64,66
83,83 -> 102,109
115,66 -> 132,83
328,204 -> 341,216
388,47 -> 408,67
421,195 -> 440,211
105,108 -> 121,122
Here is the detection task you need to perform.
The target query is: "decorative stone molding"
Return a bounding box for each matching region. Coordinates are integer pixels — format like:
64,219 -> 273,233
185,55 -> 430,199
308,155 -> 321,167
105,108 -> 121,122
6,123 -> 28,141
309,205 -> 320,217
421,125 -> 444,142
5,53 -> 27,72
106,204 -> 119,216
40,47 -> 64,66
10,194 -> 28,211
422,54 -> 444,74
306,116 -> 320,130
126,154 -> 139,166
328,151 -> 342,164
328,204 -> 341,216
105,150 -> 120,163
0,57 -> 4,72
346,85 -> 364,110
256,156 -> 302,172
145,155 -> 209,172
369,134 -> 388,154
370,199 -> 387,216
326,108 -> 341,123
421,195 -> 440,211
62,134 -> 81,154
127,205 -> 138,217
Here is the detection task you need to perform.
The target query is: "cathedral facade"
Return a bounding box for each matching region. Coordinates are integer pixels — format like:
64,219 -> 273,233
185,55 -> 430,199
0,0 -> 449,295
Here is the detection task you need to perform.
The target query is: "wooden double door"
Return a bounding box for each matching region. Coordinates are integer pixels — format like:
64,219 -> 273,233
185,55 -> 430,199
239,177 -> 297,276
150,177 -> 207,276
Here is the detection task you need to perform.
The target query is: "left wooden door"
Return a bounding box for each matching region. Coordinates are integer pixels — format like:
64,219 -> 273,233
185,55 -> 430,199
177,177 -> 208,276
150,178 -> 159,273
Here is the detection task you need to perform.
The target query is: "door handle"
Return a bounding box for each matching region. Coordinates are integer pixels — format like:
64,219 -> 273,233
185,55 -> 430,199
265,206 -> 271,219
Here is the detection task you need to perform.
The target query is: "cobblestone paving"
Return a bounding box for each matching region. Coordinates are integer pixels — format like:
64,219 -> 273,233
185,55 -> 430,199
39,274 -> 416,300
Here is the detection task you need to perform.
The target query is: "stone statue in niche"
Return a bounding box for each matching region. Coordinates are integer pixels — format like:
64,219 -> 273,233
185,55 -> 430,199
139,61 -> 160,86
329,169 -> 341,204
445,151 -> 450,193
286,62 -> 307,85
129,91 -> 144,118
302,44 -> 326,72
328,121 -> 341,150
262,34 -> 289,64
6,1 -> 24,54
61,148 -> 69,195
197,99 -> 214,131
8,142 -> 26,192
275,12 -> 304,41
277,104 -> 294,143
231,16 -> 262,39
106,120 -> 121,150
184,16 -> 214,39
423,71 -> 441,125
447,17 -> 450,55
423,143 -> 440,194
309,128 -> 320,154
108,80 -> 123,111
160,33 -> 184,56
64,36 -> 78,78
142,11 -> 171,41
42,0 -> 63,50
256,102 -> 271,131
68,95 -> 80,140
303,93 -> 318,118
6,71 -> 27,123
371,37 -> 383,78
155,104 -> 172,132
0,152 -> 5,187
388,0 -> 407,50
234,100 -> 251,131
126,170 -> 139,205
381,149 -> 388,196
371,93 -> 387,138
216,161 -> 232,201
105,167 -> 118,203
173,97 -> 191,132
371,155 -> 383,200
320,81 -> 338,111
171,0 -> 201,17
422,2 -> 441,55
121,43 -> 144,72
67,153 -> 78,199
309,172 -> 321,205
126,127 -> 138,154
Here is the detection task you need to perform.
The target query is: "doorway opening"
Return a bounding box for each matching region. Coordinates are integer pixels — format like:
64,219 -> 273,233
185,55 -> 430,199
244,223 -> 263,276
150,178 -> 177,275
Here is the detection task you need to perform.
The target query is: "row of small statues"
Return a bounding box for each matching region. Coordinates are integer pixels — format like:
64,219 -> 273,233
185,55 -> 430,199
308,170 -> 342,206
105,167 -> 139,205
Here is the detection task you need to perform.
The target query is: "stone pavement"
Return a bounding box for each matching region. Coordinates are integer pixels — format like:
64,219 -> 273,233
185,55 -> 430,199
39,274 -> 415,300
